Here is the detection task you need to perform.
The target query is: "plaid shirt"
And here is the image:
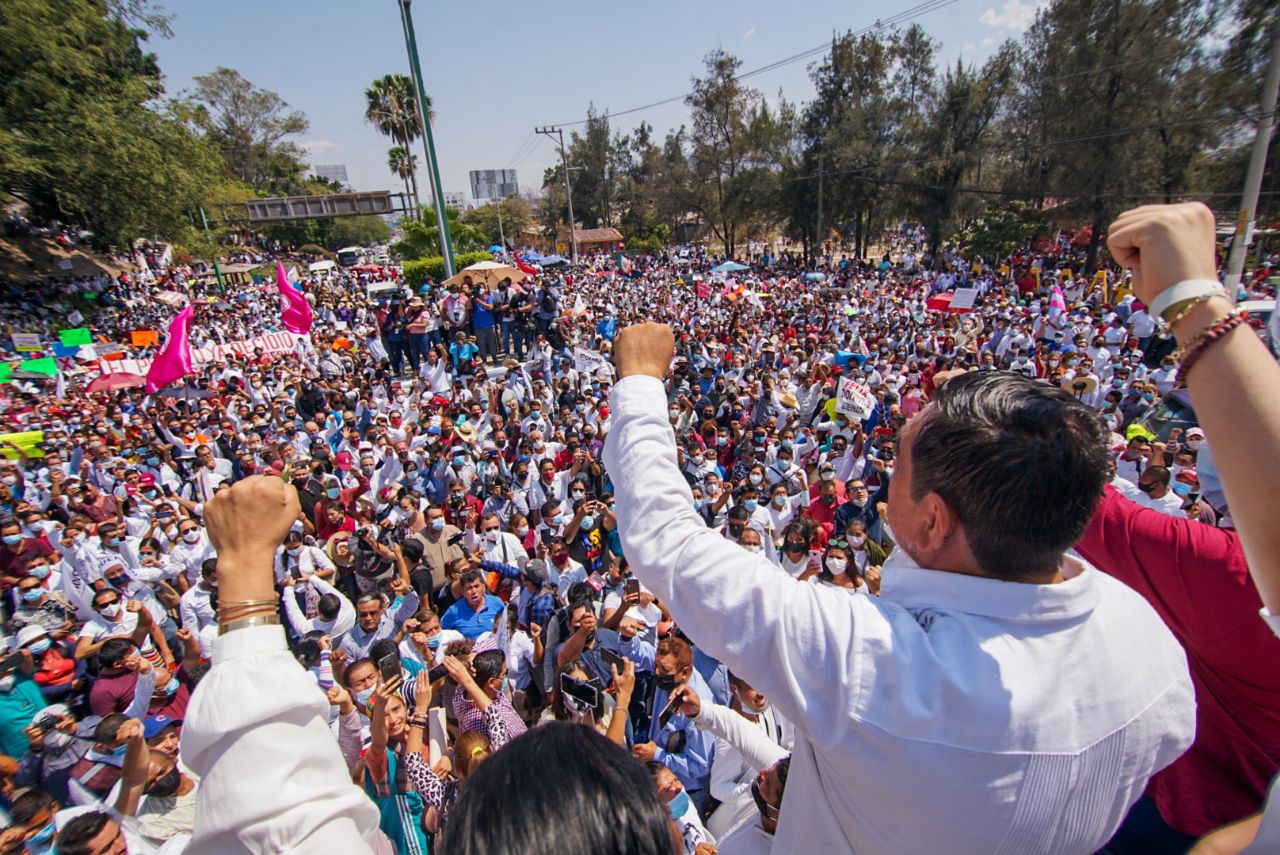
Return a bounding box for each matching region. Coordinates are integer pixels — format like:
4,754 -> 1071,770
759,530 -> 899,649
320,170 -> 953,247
453,688 -> 527,740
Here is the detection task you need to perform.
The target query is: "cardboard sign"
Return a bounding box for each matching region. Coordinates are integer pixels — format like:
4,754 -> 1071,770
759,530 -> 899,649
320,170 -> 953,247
0,431 -> 44,459
835,377 -> 876,422
130,330 -> 159,347
11,333 -> 42,353
950,288 -> 978,311
67,310 -> 85,326
573,346 -> 608,375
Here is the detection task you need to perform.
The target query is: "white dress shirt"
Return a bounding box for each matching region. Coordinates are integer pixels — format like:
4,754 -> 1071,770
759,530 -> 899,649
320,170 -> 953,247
181,625 -> 390,854
604,375 -> 1196,855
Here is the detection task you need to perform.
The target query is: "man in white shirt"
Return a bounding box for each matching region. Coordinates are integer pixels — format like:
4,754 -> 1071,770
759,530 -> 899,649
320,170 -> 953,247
605,324 -> 1195,855
1134,466 -> 1188,518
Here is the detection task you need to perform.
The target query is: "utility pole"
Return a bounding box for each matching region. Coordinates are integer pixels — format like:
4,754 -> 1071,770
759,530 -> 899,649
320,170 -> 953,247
496,195 -> 507,250
197,206 -> 226,296
1225,29 -> 1280,298
398,0 -> 455,278
535,126 -> 577,263
816,153 -> 824,269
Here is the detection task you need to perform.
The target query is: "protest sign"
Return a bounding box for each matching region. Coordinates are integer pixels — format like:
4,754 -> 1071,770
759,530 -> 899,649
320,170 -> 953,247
60,328 -> 92,346
950,288 -> 978,311
11,334 -> 42,353
0,431 -> 44,459
573,346 -> 608,375
97,330 -> 309,376
835,377 -> 876,422
67,310 -> 85,326
131,330 -> 159,347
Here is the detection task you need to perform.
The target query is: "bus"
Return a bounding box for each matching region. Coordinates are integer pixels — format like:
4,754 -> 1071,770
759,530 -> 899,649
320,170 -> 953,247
336,246 -> 362,268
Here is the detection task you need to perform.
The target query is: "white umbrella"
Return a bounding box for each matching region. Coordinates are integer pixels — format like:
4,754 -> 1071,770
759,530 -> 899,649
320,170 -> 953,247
442,260 -> 524,289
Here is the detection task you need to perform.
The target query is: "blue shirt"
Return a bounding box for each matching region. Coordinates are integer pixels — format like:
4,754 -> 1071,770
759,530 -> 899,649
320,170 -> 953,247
649,667 -> 716,793
441,593 -> 505,639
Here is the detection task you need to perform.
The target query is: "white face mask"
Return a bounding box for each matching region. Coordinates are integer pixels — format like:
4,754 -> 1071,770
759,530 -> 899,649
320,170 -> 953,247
100,603 -> 122,620
744,544 -> 764,555
826,557 -> 848,575
182,531 -> 201,544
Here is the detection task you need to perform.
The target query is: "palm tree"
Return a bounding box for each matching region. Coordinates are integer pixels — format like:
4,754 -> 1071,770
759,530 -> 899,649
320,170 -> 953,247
387,146 -> 418,209
364,74 -> 431,214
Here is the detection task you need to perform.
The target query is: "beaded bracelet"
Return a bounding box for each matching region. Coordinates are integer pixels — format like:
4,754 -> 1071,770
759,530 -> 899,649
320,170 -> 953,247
1162,289 -> 1225,329
1174,311 -> 1248,386
407,715 -> 429,729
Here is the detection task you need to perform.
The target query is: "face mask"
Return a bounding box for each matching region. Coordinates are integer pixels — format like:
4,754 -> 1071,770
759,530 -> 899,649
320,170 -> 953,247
326,488 -> 341,499
2,534 -> 21,546
716,436 -> 727,447
100,603 -> 122,619
452,456 -> 466,468
744,544 -> 764,554
182,531 -> 201,544
431,517 -> 446,531
1172,482 -> 1192,497
22,588 -> 43,603
693,499 -> 704,511
483,530 -> 499,544
515,526 -> 529,537
426,634 -> 442,649
28,637 -> 51,654
29,564 -> 50,580
0,674 -> 14,693
164,676 -> 180,696
668,789 -> 692,820
580,515 -> 595,529
751,778 -> 780,824
691,455 -> 704,465
783,540 -> 805,554
147,456 -> 160,466
286,546 -> 302,557
654,673 -> 678,692
553,514 -> 567,527
1142,393 -> 1154,403
355,686 -> 376,707
826,557 -> 848,575
147,766 -> 181,799
571,490 -> 585,502
748,473 -> 763,486
744,499 -> 758,512
849,535 -> 866,548
1186,438 -> 1203,451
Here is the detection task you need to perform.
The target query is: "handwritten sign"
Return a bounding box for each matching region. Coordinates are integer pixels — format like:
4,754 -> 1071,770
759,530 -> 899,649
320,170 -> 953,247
835,377 -> 876,422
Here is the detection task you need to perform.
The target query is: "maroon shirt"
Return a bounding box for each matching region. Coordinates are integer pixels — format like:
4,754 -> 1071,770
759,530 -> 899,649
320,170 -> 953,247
1075,486 -> 1280,835
88,670 -> 138,717
0,538 -> 54,580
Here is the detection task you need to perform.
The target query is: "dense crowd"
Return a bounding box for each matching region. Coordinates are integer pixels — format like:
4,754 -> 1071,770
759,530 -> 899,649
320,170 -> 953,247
0,202 -> 1276,855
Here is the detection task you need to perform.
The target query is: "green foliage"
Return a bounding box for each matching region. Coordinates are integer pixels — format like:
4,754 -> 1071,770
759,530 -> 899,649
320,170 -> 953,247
366,75 -> 425,211
459,198 -> 532,246
183,67 -> 310,193
328,216 -> 390,251
958,203 -> 1051,260
297,244 -> 334,259
0,0 -> 232,247
393,208 -> 486,260
402,251 -> 492,287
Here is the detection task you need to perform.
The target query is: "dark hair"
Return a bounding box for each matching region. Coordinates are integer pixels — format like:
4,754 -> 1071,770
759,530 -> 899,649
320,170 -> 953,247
56,811 -> 116,855
94,713 -> 127,744
440,723 -> 673,855
10,788 -> 55,824
200,557 -> 219,577
98,637 -> 134,669
909,371 -> 1108,580
472,649 -> 505,686
317,592 -> 341,621
369,639 -> 399,666
342,658 -> 375,689
400,537 -> 424,563
1142,465 -> 1171,487
460,569 -> 484,587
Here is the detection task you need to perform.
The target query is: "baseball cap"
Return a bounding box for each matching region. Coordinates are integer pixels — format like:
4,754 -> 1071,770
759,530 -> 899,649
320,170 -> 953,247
144,715 -> 181,740
334,451 -> 354,471
1186,427 -> 1205,439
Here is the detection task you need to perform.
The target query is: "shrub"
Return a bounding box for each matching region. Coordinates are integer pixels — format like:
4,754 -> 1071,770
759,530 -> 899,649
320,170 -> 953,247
402,251 -> 493,288
298,244 -> 335,260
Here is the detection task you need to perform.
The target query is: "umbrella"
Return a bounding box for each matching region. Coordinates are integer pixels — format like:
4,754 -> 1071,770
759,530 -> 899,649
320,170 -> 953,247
925,293 -> 973,314
487,245 -> 504,253
523,252 -> 547,263
541,255 -> 569,268
442,260 -> 525,288
86,372 -> 145,392
711,261 -> 750,274
803,272 -> 827,282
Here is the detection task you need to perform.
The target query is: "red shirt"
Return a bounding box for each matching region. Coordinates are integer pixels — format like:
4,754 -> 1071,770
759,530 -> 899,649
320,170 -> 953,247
1075,487 -> 1280,835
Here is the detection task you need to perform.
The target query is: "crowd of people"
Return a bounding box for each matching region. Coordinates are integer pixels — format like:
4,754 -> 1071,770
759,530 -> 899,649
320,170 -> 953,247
0,201 -> 1275,854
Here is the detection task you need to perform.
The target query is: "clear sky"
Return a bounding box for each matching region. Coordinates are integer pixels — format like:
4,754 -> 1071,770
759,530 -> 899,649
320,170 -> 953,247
149,0 -> 1041,207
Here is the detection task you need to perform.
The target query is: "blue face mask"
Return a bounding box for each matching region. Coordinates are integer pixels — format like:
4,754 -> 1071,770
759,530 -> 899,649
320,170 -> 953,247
693,499 -> 704,511
22,588 -> 43,603
147,456 -> 160,467
27,637 -> 51,654
1172,482 -> 1192,497
26,820 -> 54,852
164,676 -> 180,696
668,789 -> 692,820
452,456 -> 466,467
355,686 -> 375,707
431,517 -> 445,531
2,534 -> 22,546
326,488 -> 341,499
744,499 -> 758,512
580,515 -> 595,529
553,514 -> 567,527
29,565 -> 49,580
426,634 -> 441,649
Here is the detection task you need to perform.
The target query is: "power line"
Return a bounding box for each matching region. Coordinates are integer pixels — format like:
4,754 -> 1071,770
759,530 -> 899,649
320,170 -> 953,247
504,131 -> 537,170
540,0 -> 960,128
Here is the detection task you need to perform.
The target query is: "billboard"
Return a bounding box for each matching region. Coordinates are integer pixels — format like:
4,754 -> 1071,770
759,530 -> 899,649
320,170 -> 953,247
443,191 -> 466,208
469,169 -> 519,201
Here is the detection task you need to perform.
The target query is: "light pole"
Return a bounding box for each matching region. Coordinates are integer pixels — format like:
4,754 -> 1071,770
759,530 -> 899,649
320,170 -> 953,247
1224,30 -> 1280,297
535,125 -> 578,263
398,0 -> 455,278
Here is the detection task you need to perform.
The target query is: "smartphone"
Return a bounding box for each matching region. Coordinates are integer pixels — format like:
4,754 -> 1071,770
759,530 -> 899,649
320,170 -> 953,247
624,578 -> 640,598
377,652 -> 401,684
0,652 -> 24,673
657,690 -> 682,731
559,673 -> 600,711
599,648 -> 625,674
427,663 -> 447,683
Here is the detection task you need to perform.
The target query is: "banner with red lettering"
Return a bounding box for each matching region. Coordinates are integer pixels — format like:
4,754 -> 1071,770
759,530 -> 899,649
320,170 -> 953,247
97,331 -> 309,376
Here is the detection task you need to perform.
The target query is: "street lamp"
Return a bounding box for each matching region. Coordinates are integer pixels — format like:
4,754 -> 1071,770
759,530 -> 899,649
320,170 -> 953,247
397,0 -> 455,277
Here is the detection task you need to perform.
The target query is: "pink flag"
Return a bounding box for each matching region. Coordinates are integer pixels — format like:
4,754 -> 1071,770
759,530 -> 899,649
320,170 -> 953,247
1049,284 -> 1067,320
144,304 -> 194,394
276,263 -> 313,334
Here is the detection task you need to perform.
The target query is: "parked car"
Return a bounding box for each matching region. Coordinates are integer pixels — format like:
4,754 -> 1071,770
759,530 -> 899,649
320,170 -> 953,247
1138,388 -> 1198,443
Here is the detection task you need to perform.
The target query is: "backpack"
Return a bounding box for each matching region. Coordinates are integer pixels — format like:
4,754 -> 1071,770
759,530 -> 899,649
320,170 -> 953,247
540,290 -> 555,314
